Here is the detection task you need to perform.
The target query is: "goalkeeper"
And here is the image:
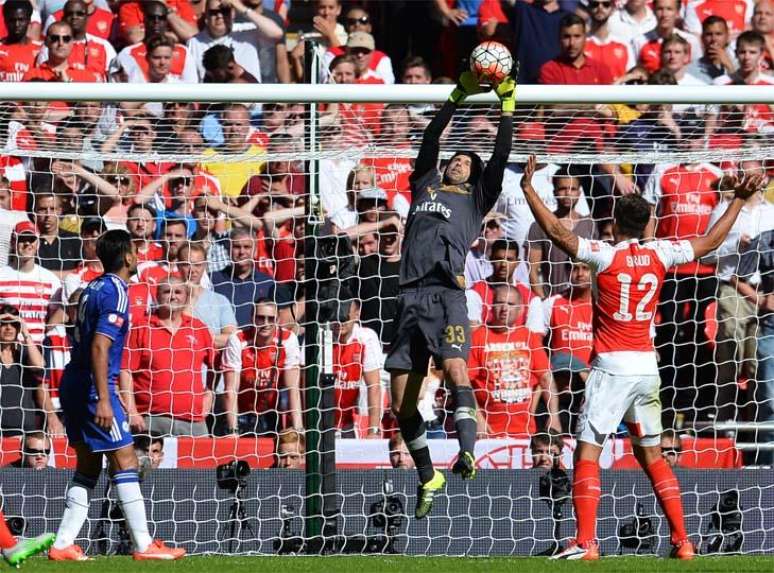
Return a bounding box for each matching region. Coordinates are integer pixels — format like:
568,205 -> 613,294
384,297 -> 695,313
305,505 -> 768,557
384,70 -> 515,519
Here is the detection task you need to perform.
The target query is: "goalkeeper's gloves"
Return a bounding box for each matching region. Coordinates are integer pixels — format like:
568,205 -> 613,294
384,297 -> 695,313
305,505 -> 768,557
495,77 -> 517,113
449,71 -> 486,105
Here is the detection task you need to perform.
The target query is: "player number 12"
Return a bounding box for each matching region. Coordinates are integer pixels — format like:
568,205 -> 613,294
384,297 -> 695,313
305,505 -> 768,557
614,272 -> 658,322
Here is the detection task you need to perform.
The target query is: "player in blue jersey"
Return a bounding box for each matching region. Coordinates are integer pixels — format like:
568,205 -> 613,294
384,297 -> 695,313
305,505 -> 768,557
49,230 -> 185,562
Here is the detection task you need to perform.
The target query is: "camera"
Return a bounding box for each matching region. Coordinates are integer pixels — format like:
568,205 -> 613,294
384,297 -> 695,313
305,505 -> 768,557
216,460 -> 251,492
274,504 -> 304,555
618,503 -> 656,554
308,230 -> 357,323
6,516 -> 25,537
536,466 -> 571,557
701,490 -> 744,554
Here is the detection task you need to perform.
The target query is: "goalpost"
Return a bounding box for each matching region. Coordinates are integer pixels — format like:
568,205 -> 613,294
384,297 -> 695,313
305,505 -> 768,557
0,80 -> 772,557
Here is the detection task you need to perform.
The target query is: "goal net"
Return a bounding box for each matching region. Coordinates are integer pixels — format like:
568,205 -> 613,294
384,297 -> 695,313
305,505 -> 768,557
0,84 -> 772,557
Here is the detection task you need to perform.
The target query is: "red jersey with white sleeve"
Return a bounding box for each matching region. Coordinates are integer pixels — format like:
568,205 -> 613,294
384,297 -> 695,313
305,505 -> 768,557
45,7 -> 115,40
643,162 -> 721,275
63,263 -> 102,301
713,72 -> 774,133
0,40 -> 43,82
0,155 -> 28,211
235,326 -> 300,415
117,42 -> 198,83
543,291 -> 594,366
575,237 -> 694,363
37,33 -> 116,78
583,35 -> 634,81
468,324 -> 549,437
333,323 -> 383,431
0,264 -> 62,344
683,0 -> 754,37
135,241 -> 164,263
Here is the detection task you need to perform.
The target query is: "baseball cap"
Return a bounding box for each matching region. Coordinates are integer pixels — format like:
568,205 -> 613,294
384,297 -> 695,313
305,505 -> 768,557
347,31 -> 375,51
357,187 -> 388,201
13,221 -> 38,238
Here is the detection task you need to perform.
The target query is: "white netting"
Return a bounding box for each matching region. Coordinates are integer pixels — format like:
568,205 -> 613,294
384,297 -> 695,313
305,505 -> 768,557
0,93 -> 772,557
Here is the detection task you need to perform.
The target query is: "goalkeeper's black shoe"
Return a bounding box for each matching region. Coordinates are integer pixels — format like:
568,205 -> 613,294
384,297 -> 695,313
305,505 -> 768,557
414,470 -> 446,519
452,451 -> 477,480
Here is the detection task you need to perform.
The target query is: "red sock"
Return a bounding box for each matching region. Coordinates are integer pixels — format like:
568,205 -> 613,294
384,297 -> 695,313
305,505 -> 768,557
646,457 -> 687,544
0,508 -> 17,549
573,459 -> 601,544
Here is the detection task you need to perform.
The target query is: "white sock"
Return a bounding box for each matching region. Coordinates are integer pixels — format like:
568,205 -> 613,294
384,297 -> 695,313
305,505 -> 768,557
54,479 -> 92,550
113,470 -> 152,553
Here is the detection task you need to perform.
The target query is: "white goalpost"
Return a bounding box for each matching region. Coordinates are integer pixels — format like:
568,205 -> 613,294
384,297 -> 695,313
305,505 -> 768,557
0,82 -> 772,557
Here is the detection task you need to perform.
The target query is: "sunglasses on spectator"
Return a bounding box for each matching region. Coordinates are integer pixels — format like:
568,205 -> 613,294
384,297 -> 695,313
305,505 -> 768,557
172,177 -> 191,187
254,314 -> 277,323
24,448 -> 50,456
64,10 -> 86,17
207,7 -> 231,17
48,34 -> 72,44
588,1 -> 612,7
346,16 -> 369,26
145,13 -> 168,21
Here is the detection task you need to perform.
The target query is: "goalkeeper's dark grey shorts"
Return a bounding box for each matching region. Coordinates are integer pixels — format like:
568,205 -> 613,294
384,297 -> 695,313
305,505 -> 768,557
385,286 -> 470,374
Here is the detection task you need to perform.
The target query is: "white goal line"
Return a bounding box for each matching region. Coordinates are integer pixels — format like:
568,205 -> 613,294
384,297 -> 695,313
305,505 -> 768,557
0,83 -> 773,104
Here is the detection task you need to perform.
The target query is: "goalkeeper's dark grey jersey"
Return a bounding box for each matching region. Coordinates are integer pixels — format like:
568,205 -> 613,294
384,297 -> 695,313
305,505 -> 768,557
399,104 -> 513,290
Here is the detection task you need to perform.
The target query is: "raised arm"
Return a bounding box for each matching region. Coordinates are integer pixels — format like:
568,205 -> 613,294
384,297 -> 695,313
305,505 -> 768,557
520,155 -> 580,258
479,78 -> 515,211
411,72 -> 488,184
690,173 -> 765,259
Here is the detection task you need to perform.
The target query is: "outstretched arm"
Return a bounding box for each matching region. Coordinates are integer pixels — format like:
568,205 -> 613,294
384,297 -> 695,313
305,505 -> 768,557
411,71 -> 489,185
520,155 -> 580,258
690,173 -> 765,259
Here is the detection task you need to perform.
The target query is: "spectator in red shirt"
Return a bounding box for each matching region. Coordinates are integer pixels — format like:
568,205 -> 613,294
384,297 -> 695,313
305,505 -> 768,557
116,1 -> 198,85
118,0 -> 198,46
37,0 -> 115,80
633,0 -> 701,73
325,6 -> 394,84
0,1 -> 42,82
235,299 -> 302,436
543,261 -> 594,432
128,207 -> 163,265
23,21 -> 101,81
122,277 -> 216,437
644,132 -> 723,426
540,13 -> 614,86
468,284 -> 560,438
44,0 -> 113,40
585,0 -> 635,81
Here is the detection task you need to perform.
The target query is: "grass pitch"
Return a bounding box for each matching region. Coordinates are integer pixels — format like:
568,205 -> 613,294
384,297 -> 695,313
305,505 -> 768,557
17,555 -> 774,573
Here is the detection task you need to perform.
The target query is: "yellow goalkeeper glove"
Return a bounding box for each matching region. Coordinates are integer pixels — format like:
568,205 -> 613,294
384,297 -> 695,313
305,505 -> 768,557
495,77 -> 517,113
449,71 -> 486,105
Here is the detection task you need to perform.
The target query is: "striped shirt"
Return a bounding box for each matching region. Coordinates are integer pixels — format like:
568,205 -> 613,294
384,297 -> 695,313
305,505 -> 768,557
0,264 -> 62,344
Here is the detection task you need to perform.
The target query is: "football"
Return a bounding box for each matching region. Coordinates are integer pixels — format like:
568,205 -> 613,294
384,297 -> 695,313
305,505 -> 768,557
469,41 -> 513,85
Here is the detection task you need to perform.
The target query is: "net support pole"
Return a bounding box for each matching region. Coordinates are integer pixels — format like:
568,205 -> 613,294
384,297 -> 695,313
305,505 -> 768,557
302,38 -> 338,552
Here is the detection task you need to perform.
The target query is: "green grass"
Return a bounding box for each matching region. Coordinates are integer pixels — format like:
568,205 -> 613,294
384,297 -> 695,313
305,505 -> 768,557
15,555 -> 774,573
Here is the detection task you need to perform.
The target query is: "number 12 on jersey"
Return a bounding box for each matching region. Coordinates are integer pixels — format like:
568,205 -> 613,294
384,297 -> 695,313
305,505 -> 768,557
613,273 -> 658,322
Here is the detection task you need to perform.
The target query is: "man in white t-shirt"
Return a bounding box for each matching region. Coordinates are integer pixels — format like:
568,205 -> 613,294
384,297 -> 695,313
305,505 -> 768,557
0,221 -> 63,345
187,0 -> 268,82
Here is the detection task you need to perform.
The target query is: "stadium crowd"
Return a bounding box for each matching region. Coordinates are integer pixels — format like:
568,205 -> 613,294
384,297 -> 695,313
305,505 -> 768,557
0,0 -> 772,467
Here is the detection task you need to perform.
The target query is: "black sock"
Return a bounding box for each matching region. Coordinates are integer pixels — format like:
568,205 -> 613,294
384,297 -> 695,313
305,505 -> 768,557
453,385 -> 477,454
398,412 -> 434,483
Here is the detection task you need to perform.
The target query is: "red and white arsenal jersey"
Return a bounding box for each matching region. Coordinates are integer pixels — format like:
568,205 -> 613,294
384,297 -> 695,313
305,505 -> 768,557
37,33 -> 116,77
634,29 -> 701,73
575,237 -> 694,358
45,7 -> 115,40
0,41 -> 42,82
361,156 -> 413,211
0,155 -> 28,211
0,264 -> 62,344
543,292 -> 594,366
135,242 -> 164,263
643,162 -> 721,275
43,323 -> 69,409
127,281 -> 152,323
713,73 -> 774,133
235,326 -> 300,415
63,263 -> 102,301
468,325 -> 549,437
333,323 -> 383,430
117,42 -> 198,84
584,35 -> 634,81
683,0 -> 754,37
